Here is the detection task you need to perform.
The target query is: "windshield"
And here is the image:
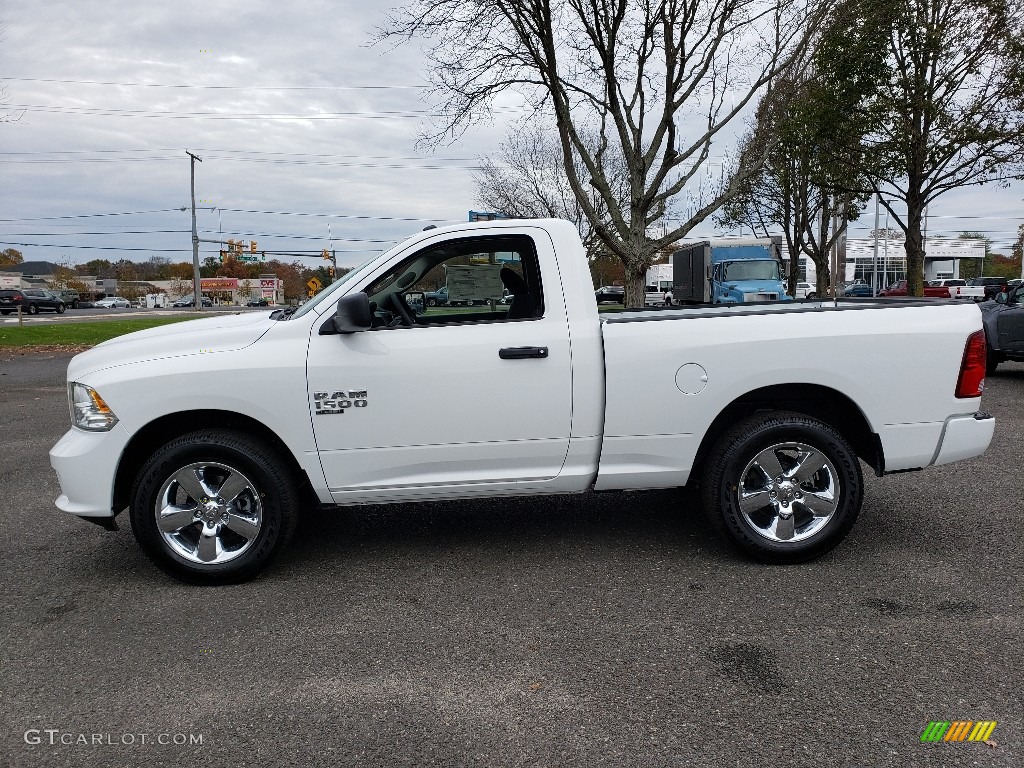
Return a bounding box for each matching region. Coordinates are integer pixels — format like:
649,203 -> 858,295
723,260 -> 781,282
287,257 -> 379,320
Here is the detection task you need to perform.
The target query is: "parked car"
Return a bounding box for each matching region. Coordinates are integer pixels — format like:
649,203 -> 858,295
246,298 -> 269,307
925,278 -> 967,298
424,287 -> 449,307
0,288 -> 66,315
96,296 -> 131,309
595,285 -> 625,304
48,289 -> 81,308
841,283 -> 874,297
878,280 -> 908,297
981,282 -> 1024,372
964,276 -> 1010,301
172,295 -> 213,308
793,282 -> 817,300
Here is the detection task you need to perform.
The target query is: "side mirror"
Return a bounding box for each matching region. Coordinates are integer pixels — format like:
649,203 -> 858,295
320,292 -> 372,335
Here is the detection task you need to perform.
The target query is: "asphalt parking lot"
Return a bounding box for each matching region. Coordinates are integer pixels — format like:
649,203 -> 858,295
0,351 -> 1020,767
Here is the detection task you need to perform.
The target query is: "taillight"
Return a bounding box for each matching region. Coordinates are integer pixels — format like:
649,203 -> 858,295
955,330 -> 987,398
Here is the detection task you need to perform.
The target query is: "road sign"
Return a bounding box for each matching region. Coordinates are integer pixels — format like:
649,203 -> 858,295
307,277 -> 322,292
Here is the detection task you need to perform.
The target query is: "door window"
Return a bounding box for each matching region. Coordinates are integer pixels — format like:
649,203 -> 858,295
361,234 -> 544,328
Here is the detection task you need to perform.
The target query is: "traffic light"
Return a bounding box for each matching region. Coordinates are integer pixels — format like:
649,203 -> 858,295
322,249 -> 330,260
250,240 -> 258,253
328,266 -> 335,277
219,250 -> 226,262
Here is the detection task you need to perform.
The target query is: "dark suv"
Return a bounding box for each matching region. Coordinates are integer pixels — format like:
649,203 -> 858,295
0,289 -> 67,315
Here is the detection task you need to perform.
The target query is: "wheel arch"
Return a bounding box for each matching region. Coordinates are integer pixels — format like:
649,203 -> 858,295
113,409 -> 316,514
691,383 -> 884,480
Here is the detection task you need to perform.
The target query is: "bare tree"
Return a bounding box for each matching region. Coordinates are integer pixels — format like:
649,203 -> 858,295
381,0 -> 818,306
863,0 -> 1024,296
474,123 -> 628,263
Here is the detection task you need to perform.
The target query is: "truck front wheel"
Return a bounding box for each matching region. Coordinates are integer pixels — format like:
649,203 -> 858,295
130,429 -> 298,584
701,412 -> 863,563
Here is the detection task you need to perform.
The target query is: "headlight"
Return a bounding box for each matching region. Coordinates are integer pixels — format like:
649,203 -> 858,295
69,382 -> 119,431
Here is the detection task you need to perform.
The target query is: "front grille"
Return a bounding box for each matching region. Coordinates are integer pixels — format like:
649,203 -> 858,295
744,292 -> 777,302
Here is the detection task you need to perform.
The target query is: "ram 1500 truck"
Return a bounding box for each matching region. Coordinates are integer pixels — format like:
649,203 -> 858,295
49,219 -> 995,584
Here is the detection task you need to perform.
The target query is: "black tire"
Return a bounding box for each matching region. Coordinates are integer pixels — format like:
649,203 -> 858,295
0,310 -> 10,316
27,304 -> 39,315
71,300 -> 79,309
130,429 -> 299,585
701,411 -> 863,564
807,293 -> 817,300
56,303 -> 66,314
427,298 -> 437,307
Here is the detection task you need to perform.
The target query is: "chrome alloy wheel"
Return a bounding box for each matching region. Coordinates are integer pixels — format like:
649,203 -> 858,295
155,461 -> 263,565
736,442 -> 840,543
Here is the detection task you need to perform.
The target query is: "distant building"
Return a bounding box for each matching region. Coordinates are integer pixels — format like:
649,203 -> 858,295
0,260 -> 62,278
789,237 -> 986,290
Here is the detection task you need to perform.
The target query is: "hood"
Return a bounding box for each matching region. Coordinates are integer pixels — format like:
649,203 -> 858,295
67,312 -> 275,380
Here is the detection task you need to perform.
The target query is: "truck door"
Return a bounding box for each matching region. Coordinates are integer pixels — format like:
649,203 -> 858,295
996,288 -> 1024,354
306,230 -> 574,503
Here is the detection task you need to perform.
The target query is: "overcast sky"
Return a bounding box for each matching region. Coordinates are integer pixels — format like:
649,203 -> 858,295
2,0 -> 1023,269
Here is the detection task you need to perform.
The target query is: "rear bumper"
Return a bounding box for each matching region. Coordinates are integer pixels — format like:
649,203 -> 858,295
932,411 -> 995,466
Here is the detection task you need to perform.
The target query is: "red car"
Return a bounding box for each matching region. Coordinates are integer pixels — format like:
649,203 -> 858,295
879,279 -> 965,298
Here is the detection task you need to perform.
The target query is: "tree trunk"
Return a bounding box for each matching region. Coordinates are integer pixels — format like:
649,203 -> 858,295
623,261 -> 647,309
814,257 -> 830,297
904,191 -> 926,297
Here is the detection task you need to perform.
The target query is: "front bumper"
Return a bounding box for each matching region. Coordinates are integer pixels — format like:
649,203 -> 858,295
49,423 -> 132,519
932,411 -> 995,466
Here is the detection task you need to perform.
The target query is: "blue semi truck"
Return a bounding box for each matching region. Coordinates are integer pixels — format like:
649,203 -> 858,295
669,237 -> 792,304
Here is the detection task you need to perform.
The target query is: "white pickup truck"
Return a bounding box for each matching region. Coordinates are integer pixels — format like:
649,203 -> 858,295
50,219 -> 995,584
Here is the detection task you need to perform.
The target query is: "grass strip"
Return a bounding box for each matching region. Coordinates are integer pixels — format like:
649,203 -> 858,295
0,317 -> 200,347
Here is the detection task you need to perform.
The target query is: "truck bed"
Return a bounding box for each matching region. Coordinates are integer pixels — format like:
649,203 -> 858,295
593,298 -> 987,490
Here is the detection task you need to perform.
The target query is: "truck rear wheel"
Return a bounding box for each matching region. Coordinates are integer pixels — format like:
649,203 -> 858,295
130,429 -> 298,584
701,411 -> 863,563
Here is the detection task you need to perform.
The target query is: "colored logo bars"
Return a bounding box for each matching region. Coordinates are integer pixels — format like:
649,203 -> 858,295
921,721 -> 997,743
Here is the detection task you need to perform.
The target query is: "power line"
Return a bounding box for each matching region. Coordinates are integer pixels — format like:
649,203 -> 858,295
0,209 -> 450,224
1,155 -> 482,170
10,103 -> 527,120
0,148 -> 478,161
1,77 -> 425,90
0,240 -> 384,254
0,230 -> 190,236
0,209 -> 184,223
197,230 -> 397,244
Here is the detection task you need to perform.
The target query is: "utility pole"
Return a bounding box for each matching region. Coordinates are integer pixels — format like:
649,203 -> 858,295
872,194 -> 880,297
186,150 -> 204,311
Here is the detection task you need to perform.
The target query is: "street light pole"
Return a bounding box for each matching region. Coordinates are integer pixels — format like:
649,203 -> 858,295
186,150 -> 203,311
